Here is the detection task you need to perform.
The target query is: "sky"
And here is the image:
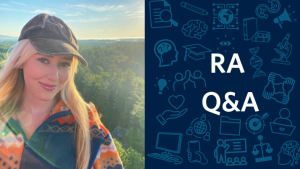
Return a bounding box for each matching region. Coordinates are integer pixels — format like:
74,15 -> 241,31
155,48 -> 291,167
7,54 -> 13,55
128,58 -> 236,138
0,0 -> 144,39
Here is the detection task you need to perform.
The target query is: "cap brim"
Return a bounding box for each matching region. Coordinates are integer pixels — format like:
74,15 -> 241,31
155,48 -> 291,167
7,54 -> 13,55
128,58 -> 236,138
28,37 -> 88,67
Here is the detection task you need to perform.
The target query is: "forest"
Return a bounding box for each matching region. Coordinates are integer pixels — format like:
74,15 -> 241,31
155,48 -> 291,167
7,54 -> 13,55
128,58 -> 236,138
0,39 -> 145,169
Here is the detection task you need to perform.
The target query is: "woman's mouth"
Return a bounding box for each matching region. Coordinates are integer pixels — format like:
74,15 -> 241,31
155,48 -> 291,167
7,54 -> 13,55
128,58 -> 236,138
39,82 -> 57,90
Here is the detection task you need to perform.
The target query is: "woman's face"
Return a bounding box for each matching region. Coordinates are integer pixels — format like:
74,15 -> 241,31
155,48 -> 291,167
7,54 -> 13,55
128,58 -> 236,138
20,53 -> 73,101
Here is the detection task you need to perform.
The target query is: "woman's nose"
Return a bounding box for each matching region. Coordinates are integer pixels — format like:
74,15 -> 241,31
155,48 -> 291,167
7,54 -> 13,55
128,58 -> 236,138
47,65 -> 59,81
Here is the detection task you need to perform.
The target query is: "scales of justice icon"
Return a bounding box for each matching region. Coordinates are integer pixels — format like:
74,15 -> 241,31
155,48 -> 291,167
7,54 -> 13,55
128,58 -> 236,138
252,135 -> 273,162
245,112 -> 269,135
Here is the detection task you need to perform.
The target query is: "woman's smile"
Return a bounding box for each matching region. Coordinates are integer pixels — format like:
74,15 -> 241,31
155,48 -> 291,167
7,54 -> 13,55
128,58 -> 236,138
39,81 -> 57,90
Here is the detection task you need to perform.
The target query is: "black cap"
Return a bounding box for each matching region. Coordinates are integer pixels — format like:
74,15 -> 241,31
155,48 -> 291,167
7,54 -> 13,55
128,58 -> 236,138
18,13 -> 88,67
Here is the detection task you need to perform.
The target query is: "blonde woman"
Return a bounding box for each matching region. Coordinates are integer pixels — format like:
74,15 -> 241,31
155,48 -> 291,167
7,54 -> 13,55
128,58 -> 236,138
0,13 -> 123,169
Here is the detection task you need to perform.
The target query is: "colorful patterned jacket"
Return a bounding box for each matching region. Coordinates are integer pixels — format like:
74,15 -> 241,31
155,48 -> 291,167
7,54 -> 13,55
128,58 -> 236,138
0,99 -> 123,169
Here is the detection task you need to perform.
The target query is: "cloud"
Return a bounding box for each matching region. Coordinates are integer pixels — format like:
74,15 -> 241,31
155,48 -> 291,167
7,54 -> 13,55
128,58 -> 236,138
64,17 -> 109,23
127,10 -> 144,15
126,15 -> 144,19
124,10 -> 144,18
24,9 -> 56,15
0,7 -> 12,11
70,4 -> 124,12
0,4 -> 9,6
125,0 -> 142,9
119,1 -> 143,12
64,12 -> 83,16
133,1 -> 141,6
10,1 -> 25,6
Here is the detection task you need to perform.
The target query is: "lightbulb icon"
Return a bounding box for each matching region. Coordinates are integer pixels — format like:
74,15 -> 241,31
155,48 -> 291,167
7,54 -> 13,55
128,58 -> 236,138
158,79 -> 167,94
154,75 -> 170,94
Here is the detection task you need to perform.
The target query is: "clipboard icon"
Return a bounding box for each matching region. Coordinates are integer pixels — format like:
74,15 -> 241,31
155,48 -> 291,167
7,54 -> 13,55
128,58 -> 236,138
220,116 -> 241,136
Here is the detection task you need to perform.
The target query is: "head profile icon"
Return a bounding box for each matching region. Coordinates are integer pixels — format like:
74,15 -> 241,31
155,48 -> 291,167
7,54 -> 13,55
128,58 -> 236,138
278,140 -> 300,166
154,39 -> 178,67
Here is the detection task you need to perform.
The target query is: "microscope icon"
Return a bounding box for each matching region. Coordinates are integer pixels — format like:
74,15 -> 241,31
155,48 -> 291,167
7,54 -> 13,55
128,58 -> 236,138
252,135 -> 273,163
272,33 -> 292,65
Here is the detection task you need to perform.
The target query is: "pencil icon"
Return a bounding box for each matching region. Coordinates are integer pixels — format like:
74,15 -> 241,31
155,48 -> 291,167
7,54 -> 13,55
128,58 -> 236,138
181,2 -> 208,15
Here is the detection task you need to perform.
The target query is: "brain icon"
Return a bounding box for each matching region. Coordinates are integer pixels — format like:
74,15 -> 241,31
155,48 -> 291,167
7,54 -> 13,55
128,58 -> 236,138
157,42 -> 172,56
282,141 -> 299,156
182,20 -> 208,40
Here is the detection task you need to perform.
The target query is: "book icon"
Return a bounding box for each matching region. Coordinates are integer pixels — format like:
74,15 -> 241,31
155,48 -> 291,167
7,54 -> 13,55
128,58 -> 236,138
243,17 -> 270,43
219,116 -> 241,136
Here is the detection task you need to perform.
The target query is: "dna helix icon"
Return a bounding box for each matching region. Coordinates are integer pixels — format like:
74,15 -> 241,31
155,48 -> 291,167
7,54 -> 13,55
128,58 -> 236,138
249,47 -> 266,79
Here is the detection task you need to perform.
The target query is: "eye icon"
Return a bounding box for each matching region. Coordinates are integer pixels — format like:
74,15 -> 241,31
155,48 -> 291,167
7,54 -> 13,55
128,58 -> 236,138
217,35 -> 235,53
219,41 -> 231,46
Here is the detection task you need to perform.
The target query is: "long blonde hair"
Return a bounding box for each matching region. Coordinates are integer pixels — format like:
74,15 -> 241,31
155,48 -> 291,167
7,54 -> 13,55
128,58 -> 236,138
0,39 -> 101,169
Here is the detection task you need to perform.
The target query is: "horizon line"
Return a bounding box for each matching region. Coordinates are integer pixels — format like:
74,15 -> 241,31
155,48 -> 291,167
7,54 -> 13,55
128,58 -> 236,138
0,35 -> 145,40
77,37 -> 145,40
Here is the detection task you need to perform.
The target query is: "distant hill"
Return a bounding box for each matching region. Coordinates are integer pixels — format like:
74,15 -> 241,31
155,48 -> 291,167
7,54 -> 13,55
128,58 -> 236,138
0,35 -> 18,42
0,35 -> 144,42
77,38 -> 145,50
78,38 -> 144,42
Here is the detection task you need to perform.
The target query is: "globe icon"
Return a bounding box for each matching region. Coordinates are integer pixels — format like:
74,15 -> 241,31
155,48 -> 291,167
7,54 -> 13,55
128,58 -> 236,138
194,121 -> 207,135
218,9 -> 234,25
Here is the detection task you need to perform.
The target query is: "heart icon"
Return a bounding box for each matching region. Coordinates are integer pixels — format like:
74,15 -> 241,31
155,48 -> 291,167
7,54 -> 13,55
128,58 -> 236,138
168,95 -> 185,110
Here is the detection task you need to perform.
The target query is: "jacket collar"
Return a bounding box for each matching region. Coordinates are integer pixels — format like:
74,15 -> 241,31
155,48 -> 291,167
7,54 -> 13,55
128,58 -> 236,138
10,98 -> 102,127
12,98 -> 70,123
3,98 -> 104,137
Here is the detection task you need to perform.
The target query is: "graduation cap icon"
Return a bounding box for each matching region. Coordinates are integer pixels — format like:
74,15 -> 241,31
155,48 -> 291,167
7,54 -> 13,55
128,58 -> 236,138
182,44 -> 211,61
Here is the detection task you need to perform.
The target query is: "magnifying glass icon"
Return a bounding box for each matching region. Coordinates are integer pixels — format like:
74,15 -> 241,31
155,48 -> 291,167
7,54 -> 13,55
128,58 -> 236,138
160,9 -> 178,27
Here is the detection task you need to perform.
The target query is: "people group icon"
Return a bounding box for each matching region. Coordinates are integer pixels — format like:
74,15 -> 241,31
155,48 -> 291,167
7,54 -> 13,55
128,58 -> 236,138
154,39 -> 179,67
226,157 -> 247,166
173,70 -> 206,91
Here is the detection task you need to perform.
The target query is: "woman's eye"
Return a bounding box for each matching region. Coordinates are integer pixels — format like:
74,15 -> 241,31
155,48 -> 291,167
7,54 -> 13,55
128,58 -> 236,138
39,59 -> 70,67
61,62 -> 70,67
39,58 -> 48,64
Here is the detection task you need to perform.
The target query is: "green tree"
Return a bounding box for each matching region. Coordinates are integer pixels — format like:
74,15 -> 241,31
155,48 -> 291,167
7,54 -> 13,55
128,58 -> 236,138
114,138 -> 145,169
124,76 -> 145,155
126,147 -> 145,169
